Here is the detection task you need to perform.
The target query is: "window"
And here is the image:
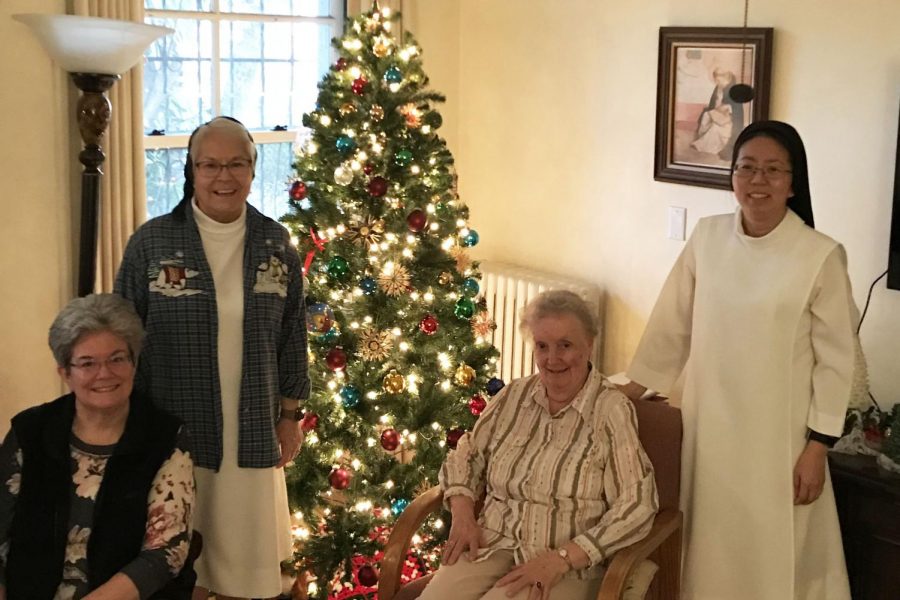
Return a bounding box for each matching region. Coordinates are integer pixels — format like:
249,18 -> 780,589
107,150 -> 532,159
143,0 -> 344,220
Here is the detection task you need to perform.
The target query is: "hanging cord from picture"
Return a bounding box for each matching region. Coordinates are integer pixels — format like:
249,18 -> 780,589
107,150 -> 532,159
730,0 -> 755,103
856,268 -> 888,410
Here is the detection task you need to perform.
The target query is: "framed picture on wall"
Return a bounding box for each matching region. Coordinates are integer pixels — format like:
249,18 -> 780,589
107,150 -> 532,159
654,27 -> 773,190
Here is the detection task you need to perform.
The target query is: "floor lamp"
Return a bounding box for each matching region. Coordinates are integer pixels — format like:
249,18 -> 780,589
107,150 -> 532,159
13,14 -> 172,296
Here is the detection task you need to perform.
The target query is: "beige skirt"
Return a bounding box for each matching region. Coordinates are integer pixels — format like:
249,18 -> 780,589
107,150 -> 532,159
193,460 -> 293,597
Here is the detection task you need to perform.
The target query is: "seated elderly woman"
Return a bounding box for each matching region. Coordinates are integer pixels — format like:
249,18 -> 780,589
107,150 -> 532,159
0,294 -> 195,600
417,290 -> 659,600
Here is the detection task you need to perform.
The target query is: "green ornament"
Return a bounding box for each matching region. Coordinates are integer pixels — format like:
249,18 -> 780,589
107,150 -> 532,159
394,148 -> 413,166
424,111 -> 443,129
327,256 -> 351,280
454,297 -> 475,320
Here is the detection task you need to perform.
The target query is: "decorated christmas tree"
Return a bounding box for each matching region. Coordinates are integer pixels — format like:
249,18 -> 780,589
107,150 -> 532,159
280,5 -> 502,598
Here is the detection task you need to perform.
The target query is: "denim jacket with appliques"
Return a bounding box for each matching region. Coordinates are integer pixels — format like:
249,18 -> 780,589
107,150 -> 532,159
115,203 -> 309,470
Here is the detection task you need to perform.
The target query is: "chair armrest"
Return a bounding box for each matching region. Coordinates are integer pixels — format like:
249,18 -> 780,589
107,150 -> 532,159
597,508 -> 683,599
378,485 -> 444,600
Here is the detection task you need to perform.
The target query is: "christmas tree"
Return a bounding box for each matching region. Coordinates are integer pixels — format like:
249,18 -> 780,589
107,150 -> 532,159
281,5 -> 502,598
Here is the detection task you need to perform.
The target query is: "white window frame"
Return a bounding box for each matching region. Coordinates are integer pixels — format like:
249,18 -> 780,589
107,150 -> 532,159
143,1 -> 344,150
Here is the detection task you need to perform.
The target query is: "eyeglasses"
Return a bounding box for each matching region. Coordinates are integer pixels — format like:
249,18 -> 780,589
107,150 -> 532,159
194,159 -> 253,179
732,163 -> 793,180
69,353 -> 133,375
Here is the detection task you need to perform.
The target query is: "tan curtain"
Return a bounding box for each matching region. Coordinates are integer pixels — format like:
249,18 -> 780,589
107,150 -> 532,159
72,0 -> 148,293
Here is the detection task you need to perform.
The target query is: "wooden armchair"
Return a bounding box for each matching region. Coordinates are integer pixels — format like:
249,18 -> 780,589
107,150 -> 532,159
378,398 -> 683,600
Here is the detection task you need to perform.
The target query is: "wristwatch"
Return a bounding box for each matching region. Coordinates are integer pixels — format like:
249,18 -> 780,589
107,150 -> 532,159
557,547 -> 575,571
280,406 -> 303,421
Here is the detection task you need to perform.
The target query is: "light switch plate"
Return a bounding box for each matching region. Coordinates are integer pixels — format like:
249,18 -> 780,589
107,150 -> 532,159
668,206 -> 686,241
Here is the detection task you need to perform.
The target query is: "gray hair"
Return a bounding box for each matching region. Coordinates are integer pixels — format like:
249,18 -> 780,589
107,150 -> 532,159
189,116 -> 258,168
519,289 -> 599,339
48,294 -> 145,369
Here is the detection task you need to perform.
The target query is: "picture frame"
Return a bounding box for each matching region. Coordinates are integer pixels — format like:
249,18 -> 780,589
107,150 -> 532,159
654,27 -> 773,190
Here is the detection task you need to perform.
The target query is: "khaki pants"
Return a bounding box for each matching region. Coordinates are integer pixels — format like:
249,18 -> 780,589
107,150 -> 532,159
417,550 -> 601,600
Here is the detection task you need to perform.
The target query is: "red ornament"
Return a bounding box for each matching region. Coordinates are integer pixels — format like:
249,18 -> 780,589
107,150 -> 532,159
363,163 -> 374,175
289,180 -> 307,200
328,467 -> 351,490
367,176 -> 388,197
358,564 -> 379,587
468,394 -> 487,416
419,314 -> 439,335
335,57 -> 348,71
300,412 -> 318,432
351,76 -> 369,95
326,347 -> 348,371
380,428 -> 400,451
446,428 -> 464,449
406,209 -> 428,232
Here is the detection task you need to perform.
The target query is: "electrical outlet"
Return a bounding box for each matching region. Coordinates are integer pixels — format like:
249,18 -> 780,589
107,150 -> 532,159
668,206 -> 686,241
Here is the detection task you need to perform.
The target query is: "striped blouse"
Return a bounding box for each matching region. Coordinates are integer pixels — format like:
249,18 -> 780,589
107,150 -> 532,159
439,369 -> 658,579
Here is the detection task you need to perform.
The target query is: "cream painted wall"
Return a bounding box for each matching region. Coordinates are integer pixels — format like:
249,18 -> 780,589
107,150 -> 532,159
412,0 -> 900,407
0,1 -> 74,430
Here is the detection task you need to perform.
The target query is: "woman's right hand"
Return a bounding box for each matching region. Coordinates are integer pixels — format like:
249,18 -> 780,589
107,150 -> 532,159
443,495 -> 483,565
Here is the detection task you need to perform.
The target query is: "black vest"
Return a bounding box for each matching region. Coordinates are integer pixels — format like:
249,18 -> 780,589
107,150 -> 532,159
6,392 -> 195,599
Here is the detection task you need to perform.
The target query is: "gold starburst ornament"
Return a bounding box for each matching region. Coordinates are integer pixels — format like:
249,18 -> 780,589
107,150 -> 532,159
358,327 -> 393,361
345,217 -> 385,247
471,311 -> 495,337
449,245 -> 471,274
378,264 -> 411,296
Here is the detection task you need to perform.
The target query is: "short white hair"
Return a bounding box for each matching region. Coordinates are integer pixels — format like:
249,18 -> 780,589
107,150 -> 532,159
519,289 -> 598,339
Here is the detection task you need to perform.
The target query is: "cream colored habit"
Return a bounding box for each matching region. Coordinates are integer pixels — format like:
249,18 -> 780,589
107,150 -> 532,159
628,210 -> 854,599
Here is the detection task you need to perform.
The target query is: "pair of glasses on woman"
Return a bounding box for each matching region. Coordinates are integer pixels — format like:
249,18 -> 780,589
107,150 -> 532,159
194,159 -> 253,179
732,163 -> 793,180
69,353 -> 133,375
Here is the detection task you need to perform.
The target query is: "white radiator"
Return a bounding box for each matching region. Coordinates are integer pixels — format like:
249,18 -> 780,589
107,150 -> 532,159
479,261 -> 603,383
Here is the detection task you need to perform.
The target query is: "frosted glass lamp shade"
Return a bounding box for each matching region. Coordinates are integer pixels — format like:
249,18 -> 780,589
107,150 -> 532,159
12,14 -> 172,75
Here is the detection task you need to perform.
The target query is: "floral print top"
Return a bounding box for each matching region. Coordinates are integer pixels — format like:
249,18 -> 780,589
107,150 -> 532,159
0,427 -> 194,599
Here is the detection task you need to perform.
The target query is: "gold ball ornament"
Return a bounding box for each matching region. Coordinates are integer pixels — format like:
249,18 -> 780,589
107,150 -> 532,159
373,41 -> 390,58
339,102 -> 357,116
383,370 -> 406,394
369,104 -> 385,122
454,364 -> 476,387
438,272 -> 453,286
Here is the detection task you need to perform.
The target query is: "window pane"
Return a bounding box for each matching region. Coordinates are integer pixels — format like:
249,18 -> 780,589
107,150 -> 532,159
222,60 -> 264,129
145,148 -> 187,218
292,22 -> 333,123
145,142 -> 295,221
251,142 -> 296,220
144,18 -> 214,134
224,0 -> 335,17
145,0 -> 211,9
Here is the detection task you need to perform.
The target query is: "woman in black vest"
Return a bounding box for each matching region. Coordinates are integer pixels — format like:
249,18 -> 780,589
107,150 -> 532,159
0,293 -> 195,599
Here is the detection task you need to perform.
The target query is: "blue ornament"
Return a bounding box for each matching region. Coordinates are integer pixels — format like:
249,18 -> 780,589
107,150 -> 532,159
340,384 -> 361,408
384,65 -> 403,83
461,278 -> 480,298
306,303 -> 335,336
486,377 -> 505,396
359,277 -> 378,295
390,497 -> 410,515
335,135 -> 356,154
462,229 -> 480,247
